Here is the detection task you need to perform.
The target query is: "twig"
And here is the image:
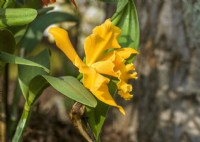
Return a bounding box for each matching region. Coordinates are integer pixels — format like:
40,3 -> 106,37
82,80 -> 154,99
82,116 -> 96,142
69,102 -> 96,142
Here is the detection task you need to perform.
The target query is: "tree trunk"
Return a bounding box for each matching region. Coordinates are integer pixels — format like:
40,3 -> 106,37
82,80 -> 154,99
103,1 -> 200,142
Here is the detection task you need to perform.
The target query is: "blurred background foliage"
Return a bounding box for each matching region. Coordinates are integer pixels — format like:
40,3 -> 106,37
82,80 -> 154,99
1,0 -> 200,142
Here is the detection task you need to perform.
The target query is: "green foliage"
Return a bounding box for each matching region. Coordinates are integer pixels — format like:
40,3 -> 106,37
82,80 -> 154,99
0,0 -> 140,141
86,0 -> 140,141
41,75 -> 97,107
0,29 -> 15,70
20,11 -> 78,52
0,51 -> 49,72
0,0 -> 15,8
0,29 -> 15,53
0,8 -> 37,28
112,0 -> 139,50
0,0 -> 86,141
24,0 -> 43,9
18,49 -> 50,100
23,74 -> 96,109
86,80 -> 117,141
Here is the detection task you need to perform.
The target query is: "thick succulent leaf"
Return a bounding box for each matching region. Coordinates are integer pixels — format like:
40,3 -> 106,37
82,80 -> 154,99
112,0 -> 139,50
20,11 -> 78,52
0,8 -> 37,28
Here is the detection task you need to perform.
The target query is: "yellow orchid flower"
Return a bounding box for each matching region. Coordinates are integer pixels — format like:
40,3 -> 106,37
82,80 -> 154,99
49,19 -> 138,115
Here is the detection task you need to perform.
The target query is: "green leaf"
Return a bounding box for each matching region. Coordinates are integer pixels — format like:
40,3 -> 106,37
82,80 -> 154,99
112,0 -> 128,14
13,74 -> 97,142
18,49 -> 50,100
25,74 -> 97,109
27,75 -> 48,106
0,51 -> 49,72
25,74 -> 97,107
13,26 -> 28,44
0,50 -> 50,100
86,102 -> 109,141
0,29 -> 15,70
0,0 -> 15,8
0,28 -> 15,53
12,50 -> 50,142
85,1 -> 140,137
112,0 -> 139,50
24,0 -> 43,9
85,80 -> 117,141
42,75 -> 97,108
20,11 -> 78,52
0,8 -> 37,28
37,7 -> 54,15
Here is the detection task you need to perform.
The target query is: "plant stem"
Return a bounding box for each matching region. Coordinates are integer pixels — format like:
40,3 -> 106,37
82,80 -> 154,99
12,103 -> 31,142
8,48 -> 25,138
0,77 -> 6,142
69,102 -> 95,142
0,64 -> 9,142
4,64 -> 9,130
8,81 -> 21,138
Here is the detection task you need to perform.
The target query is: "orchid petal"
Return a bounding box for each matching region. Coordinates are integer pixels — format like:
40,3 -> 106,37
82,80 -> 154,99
48,19 -> 138,115
101,51 -> 137,100
118,90 -> 133,100
81,67 -> 125,115
49,27 -> 84,68
115,48 -> 138,59
84,19 -> 121,66
100,48 -> 138,62
91,60 -> 117,77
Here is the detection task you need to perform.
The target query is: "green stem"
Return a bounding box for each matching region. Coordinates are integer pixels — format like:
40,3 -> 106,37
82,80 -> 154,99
12,103 -> 31,142
8,81 -> 21,138
111,10 -> 124,26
